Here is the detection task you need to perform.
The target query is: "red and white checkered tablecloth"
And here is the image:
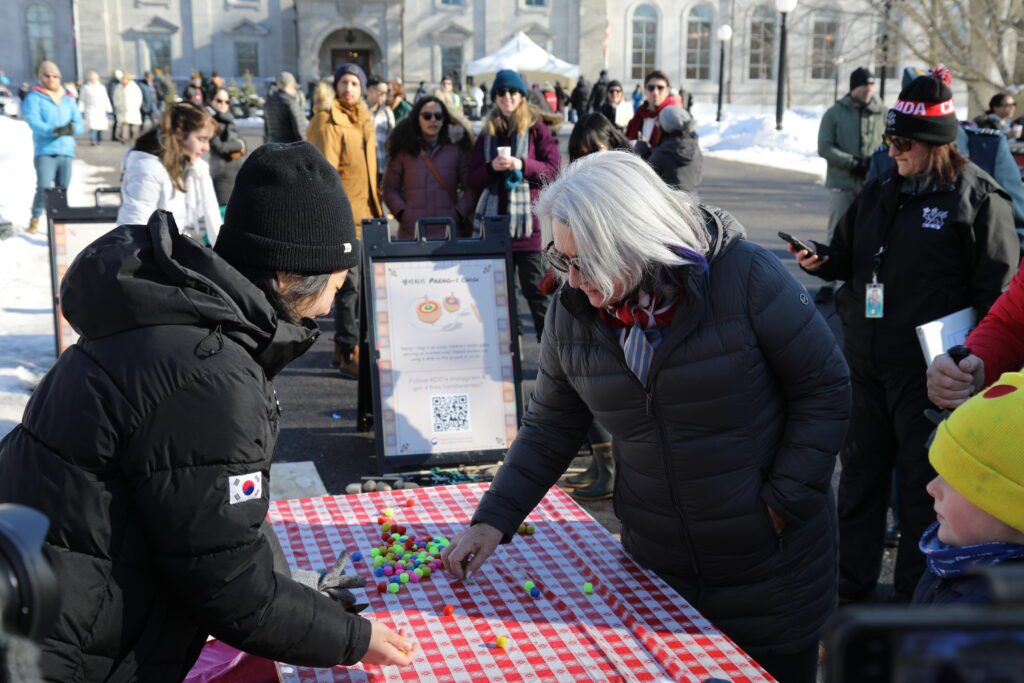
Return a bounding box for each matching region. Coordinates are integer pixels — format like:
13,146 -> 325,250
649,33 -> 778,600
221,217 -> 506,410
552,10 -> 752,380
269,483 -> 774,683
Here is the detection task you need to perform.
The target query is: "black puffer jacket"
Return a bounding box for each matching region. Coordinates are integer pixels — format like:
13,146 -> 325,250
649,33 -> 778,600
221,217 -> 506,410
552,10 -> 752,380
473,207 -> 851,657
0,212 -> 371,682
814,163 -> 1018,368
263,89 -> 307,144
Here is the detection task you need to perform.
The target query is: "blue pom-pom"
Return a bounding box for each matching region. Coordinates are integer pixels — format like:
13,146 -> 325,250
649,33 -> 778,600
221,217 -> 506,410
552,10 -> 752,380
351,551 -> 363,561
374,568 -> 384,576
530,587 -> 541,598
390,576 -> 400,583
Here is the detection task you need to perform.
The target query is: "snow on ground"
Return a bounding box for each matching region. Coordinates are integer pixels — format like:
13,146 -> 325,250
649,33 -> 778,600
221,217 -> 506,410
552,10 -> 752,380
691,102 -> 827,180
0,119 -> 110,437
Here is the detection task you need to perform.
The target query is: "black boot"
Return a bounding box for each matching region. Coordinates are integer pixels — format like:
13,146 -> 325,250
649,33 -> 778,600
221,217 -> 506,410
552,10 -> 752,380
559,453 -> 600,489
571,444 -> 614,501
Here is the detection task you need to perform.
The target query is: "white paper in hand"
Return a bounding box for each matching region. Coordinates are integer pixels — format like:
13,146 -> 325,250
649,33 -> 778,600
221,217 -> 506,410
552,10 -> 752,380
916,307 -> 976,365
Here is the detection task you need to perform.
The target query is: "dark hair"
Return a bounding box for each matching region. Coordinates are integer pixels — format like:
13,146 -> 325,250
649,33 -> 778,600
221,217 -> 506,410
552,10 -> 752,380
923,142 -> 969,185
387,95 -> 470,159
644,70 -> 671,87
988,93 -> 1013,112
239,266 -> 333,324
367,77 -> 382,89
568,113 -> 631,162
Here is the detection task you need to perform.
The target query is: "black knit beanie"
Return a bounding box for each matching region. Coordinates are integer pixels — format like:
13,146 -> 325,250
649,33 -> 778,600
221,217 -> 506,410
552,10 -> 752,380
333,63 -> 366,93
886,66 -> 959,145
849,66 -> 874,92
215,142 -> 360,273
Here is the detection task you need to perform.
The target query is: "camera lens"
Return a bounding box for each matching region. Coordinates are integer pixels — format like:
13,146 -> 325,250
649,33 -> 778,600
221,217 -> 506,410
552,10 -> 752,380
0,505 -> 59,640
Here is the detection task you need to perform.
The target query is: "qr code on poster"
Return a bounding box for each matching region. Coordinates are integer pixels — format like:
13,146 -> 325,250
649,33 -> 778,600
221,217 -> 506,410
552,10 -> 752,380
432,394 -> 470,433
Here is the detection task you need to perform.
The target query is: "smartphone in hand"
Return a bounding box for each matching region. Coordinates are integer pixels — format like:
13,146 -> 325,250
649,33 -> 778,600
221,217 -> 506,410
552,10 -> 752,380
778,231 -> 817,257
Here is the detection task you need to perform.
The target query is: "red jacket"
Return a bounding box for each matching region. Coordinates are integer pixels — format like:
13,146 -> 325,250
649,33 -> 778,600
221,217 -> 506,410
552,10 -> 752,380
967,258 -> 1024,385
383,142 -> 476,240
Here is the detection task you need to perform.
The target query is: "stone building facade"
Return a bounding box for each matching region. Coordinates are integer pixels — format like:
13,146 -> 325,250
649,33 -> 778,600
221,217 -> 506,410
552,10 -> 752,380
1,0 -> 922,108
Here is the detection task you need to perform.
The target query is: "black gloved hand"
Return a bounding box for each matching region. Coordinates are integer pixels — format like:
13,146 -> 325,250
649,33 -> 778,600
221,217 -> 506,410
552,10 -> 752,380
52,123 -> 74,137
293,550 -> 368,612
853,156 -> 869,177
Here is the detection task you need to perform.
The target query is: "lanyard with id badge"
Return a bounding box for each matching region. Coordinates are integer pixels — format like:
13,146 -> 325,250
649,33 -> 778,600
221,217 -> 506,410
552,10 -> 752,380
866,246 -> 885,318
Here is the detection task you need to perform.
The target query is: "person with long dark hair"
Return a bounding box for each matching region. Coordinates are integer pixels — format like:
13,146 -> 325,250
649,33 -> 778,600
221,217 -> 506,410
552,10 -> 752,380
383,95 -> 476,240
790,68 -> 1019,604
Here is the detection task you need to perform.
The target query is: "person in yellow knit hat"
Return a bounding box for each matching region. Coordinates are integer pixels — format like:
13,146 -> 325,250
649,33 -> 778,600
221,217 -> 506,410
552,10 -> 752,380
913,371 -> 1024,605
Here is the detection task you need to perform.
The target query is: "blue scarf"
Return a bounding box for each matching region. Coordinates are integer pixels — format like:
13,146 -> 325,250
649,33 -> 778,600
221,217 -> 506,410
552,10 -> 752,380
919,522 -> 1024,579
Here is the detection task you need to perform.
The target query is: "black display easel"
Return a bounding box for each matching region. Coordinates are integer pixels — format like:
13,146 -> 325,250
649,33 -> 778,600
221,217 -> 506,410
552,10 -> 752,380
355,216 -> 523,473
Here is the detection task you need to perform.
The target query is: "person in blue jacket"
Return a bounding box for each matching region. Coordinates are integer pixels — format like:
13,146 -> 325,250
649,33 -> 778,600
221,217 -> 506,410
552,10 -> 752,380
867,67 -> 1024,251
22,60 -> 83,234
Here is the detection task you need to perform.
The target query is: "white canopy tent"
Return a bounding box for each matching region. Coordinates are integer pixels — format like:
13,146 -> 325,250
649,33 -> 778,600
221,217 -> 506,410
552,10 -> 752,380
466,32 -> 579,83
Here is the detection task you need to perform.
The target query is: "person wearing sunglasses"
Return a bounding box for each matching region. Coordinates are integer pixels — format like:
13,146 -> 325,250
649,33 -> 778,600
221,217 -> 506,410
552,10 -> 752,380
383,96 -> 476,240
207,87 -> 247,209
444,150 -> 851,683
598,79 -> 633,131
625,70 -> 673,147
468,69 -> 561,341
790,67 -> 1019,607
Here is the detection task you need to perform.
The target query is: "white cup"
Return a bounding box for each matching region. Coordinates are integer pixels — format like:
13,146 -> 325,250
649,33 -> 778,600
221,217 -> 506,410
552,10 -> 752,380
497,146 -> 512,158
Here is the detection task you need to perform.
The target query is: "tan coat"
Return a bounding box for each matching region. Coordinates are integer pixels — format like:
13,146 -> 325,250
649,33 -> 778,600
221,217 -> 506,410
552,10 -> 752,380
306,98 -> 382,236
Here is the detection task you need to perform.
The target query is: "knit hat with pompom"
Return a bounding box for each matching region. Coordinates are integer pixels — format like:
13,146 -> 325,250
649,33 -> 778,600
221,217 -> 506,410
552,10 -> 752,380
885,65 -> 959,144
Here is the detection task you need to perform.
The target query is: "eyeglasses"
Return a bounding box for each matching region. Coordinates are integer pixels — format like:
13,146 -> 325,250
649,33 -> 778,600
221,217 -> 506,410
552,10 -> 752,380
213,98 -> 230,104
544,241 -> 584,274
420,111 -> 444,121
608,88 -> 622,93
494,88 -> 518,98
646,83 -> 667,92
884,134 -> 914,153
1003,101 -> 1017,108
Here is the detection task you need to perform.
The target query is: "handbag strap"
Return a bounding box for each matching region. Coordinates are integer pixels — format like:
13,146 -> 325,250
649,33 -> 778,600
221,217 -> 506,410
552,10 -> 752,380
420,150 -> 457,204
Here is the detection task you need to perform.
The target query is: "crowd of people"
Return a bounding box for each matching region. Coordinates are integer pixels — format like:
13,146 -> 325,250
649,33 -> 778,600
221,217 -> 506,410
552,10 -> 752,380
4,53 -> 1024,683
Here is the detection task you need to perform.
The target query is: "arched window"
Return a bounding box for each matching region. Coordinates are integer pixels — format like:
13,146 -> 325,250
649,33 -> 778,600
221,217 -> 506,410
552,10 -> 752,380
811,9 -> 840,80
685,5 -> 714,81
631,4 -> 658,80
26,4 -> 55,73
748,4 -> 775,80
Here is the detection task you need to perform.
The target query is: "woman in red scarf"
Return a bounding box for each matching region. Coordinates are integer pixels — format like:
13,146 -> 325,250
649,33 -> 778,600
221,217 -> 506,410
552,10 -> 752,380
625,70 -> 673,146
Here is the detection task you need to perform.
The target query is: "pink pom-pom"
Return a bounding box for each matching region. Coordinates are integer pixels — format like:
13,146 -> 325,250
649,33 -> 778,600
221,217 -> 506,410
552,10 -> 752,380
930,65 -> 953,86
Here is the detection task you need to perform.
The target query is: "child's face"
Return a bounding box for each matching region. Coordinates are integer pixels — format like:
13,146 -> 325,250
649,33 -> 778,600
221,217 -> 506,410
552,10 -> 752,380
927,475 -> 1024,546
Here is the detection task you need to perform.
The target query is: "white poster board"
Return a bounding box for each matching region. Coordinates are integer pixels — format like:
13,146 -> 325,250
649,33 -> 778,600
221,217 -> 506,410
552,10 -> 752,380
52,221 -> 118,353
916,307 -> 977,365
370,257 -> 518,458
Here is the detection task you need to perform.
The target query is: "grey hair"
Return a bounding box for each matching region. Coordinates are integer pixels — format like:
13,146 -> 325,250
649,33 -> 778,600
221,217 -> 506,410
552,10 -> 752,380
534,150 -> 710,301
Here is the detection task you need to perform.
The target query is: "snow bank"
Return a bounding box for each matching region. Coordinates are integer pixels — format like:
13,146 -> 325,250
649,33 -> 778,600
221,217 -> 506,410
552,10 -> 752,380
691,102 -> 827,179
0,121 -> 108,437
0,117 -> 37,228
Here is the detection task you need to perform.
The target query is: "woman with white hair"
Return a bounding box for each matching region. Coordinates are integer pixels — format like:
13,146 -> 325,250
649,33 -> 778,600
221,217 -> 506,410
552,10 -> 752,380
442,151 -> 851,683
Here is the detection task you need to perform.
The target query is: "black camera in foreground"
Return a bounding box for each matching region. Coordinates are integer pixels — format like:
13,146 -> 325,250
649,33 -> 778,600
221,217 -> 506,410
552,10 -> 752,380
825,566 -> 1024,683
0,504 -> 59,683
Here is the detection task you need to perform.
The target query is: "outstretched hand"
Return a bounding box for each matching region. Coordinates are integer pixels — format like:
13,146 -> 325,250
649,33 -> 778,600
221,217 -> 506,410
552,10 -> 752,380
440,523 -> 503,580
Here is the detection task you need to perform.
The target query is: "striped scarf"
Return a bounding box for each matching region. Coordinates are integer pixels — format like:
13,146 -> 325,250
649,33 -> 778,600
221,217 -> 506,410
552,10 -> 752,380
600,290 -> 679,385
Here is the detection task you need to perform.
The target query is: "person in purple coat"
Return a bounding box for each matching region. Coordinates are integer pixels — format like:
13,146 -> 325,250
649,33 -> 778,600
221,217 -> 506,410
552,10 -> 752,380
383,96 -> 477,240
468,70 -> 561,340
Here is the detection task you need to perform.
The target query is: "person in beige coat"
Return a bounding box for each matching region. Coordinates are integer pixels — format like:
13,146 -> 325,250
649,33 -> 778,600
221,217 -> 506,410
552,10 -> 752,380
306,63 -> 382,378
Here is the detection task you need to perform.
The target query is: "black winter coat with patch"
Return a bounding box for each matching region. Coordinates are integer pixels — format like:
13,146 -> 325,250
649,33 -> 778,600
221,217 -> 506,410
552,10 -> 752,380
0,212 -> 371,682
645,131 -> 703,193
813,163 -> 1018,369
472,207 -> 852,657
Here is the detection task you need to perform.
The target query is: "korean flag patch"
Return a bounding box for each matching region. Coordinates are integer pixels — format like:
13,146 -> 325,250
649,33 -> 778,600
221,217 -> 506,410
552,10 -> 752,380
229,472 -> 263,504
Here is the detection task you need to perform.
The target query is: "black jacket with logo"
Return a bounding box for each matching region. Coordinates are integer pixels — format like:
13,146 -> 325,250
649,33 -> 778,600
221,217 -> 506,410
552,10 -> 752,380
813,163 -> 1018,368
0,212 -> 371,681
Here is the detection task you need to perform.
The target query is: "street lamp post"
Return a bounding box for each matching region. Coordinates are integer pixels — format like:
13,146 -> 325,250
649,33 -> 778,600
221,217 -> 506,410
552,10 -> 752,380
716,25 -> 732,123
775,0 -> 798,130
